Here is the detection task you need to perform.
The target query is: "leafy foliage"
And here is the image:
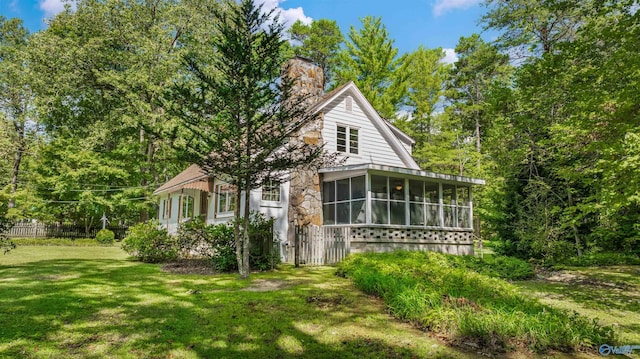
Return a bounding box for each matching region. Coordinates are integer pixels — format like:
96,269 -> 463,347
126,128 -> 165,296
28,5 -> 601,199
482,1 -> 640,260
95,229 -> 115,245
289,19 -> 343,88
337,251 -> 614,352
121,221 -> 177,263
0,189 -> 15,254
176,214 -> 279,272
334,16 -> 407,119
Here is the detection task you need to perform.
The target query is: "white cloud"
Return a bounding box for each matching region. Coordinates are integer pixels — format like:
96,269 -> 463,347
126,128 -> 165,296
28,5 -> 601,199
9,0 -> 19,11
433,0 -> 480,16
441,48 -> 458,64
39,0 -> 73,18
256,0 -> 312,28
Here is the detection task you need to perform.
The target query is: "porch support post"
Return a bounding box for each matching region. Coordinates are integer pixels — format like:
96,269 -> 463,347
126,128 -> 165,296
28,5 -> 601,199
469,186 -> 474,230
438,182 -> 444,228
166,193 -> 170,229
365,172 -> 371,224
404,178 -> 410,226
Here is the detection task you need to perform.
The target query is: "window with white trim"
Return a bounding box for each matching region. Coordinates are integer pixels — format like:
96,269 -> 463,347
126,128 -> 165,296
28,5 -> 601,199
181,195 -> 194,220
216,184 -> 236,215
337,125 -> 358,154
261,180 -> 281,202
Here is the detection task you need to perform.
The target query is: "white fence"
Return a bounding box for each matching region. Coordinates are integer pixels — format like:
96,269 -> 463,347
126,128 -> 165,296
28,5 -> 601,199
294,225 -> 351,265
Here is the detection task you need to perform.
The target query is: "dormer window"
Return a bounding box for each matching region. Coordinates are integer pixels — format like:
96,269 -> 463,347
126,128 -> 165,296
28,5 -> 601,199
337,125 -> 358,154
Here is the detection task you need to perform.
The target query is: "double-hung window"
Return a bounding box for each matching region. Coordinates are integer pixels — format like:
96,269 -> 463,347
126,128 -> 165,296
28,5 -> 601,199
181,195 -> 194,220
337,125 -> 358,154
216,184 -> 236,215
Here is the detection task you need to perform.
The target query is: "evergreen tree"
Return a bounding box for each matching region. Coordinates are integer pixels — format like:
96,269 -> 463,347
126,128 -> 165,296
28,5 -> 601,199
171,0 -> 326,278
334,16 -> 407,119
289,19 -> 343,88
446,34 -> 511,173
394,46 -> 450,169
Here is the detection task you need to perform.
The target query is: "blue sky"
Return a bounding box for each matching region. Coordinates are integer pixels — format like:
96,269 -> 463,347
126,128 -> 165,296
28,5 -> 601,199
1,0 -> 496,63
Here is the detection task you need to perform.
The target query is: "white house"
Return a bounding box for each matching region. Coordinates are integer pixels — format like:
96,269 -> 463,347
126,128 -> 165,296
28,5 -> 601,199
154,57 -> 484,260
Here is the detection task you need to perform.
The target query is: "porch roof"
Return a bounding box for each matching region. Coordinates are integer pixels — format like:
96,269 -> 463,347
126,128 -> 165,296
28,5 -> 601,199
318,164 -> 485,185
153,164 -> 213,195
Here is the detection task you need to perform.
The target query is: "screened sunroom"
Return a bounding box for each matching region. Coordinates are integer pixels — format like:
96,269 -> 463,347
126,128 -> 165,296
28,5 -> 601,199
319,164 -> 484,231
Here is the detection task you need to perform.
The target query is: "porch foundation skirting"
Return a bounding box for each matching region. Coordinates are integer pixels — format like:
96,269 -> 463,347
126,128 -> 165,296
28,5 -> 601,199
348,226 -> 474,256
292,225 -> 475,266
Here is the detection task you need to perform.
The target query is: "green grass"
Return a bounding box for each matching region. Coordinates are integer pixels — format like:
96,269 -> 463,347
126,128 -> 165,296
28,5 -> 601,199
11,238 -> 107,246
515,266 -> 640,346
337,251 -> 615,353
0,246 -> 483,359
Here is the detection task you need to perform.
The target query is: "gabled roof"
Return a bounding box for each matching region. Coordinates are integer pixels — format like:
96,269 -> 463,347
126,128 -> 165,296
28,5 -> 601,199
382,118 -> 415,146
153,164 -> 211,195
310,81 -> 420,170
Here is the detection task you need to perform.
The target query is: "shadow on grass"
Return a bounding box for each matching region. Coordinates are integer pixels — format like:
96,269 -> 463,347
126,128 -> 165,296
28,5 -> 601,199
521,273 -> 640,313
0,259 -> 469,358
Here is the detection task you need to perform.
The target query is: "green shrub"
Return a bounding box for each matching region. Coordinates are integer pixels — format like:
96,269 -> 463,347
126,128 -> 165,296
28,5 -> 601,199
176,218 -> 214,258
122,221 -> 177,263
247,212 -> 280,271
208,223 -> 237,272
337,251 -> 614,353
460,255 -> 535,280
175,214 -> 279,272
95,229 -> 115,245
0,191 -> 15,254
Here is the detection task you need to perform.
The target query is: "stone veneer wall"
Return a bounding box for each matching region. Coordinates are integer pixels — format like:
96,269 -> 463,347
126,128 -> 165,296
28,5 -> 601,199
348,227 -> 474,256
284,57 -> 326,242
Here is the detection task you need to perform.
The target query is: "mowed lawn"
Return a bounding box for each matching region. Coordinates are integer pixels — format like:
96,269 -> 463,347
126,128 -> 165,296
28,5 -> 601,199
515,266 -> 640,346
0,245 -> 479,359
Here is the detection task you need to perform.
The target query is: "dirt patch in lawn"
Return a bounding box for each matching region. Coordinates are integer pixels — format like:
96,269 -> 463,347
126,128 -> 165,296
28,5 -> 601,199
161,259 -> 217,275
537,270 -> 633,290
242,279 -> 295,292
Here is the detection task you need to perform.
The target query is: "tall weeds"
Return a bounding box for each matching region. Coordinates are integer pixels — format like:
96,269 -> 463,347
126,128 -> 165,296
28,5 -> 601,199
337,251 -> 614,352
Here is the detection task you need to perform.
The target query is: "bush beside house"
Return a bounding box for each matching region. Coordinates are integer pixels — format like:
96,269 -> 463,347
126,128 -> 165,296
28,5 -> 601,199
122,215 -> 279,271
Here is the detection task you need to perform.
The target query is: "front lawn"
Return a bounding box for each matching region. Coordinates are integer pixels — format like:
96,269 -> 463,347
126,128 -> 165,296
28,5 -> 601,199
0,246 -> 476,358
515,266 -> 640,346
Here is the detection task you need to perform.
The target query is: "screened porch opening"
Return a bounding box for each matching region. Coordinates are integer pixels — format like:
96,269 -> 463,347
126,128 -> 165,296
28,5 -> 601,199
322,173 -> 473,229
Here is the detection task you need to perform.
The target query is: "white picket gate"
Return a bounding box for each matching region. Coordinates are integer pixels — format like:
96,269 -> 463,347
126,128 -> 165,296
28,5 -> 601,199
294,225 -> 351,265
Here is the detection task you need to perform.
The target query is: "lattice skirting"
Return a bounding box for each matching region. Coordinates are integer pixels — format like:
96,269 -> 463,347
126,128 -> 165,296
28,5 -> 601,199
348,226 -> 474,256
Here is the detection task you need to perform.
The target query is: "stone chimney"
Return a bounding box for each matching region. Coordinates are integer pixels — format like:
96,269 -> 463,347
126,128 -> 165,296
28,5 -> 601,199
281,55 -> 325,107
284,57 -> 326,246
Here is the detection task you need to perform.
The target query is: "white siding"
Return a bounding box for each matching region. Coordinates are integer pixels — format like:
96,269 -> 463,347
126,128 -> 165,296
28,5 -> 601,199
322,94 -> 407,168
158,179 -> 291,260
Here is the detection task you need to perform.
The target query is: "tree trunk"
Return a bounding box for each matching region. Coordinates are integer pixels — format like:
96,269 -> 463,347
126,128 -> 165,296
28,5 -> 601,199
233,187 -> 246,278
567,188 -> 583,257
241,183 -> 251,279
474,77 -> 481,171
139,127 -> 150,222
8,143 -> 23,209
